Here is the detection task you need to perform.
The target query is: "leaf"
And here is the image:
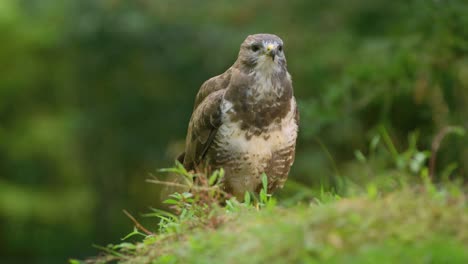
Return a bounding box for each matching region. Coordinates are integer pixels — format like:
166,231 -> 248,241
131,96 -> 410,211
158,161 -> 193,184
366,183 -> 378,199
354,150 -> 367,163
121,227 -> 146,240
451,126 -> 466,136
158,168 -> 178,173
441,163 -> 458,181
369,134 -> 381,153
262,173 -> 268,192
181,192 -> 193,199
260,189 -> 267,204
244,191 -> 251,205
145,208 -> 178,220
92,244 -> 126,258
225,200 -> 236,211
149,215 -> 172,223
169,193 -> 182,199
219,168 -> 225,179
163,199 -> 179,205
209,170 -> 219,186
409,151 -> 429,173
379,125 -> 399,160
113,242 -> 137,251
408,131 -> 420,152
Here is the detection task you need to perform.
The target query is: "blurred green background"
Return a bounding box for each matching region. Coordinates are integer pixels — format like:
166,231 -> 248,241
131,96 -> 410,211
0,0 -> 467,263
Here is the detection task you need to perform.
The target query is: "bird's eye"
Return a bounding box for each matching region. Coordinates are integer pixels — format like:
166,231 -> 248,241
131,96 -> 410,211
278,45 -> 283,52
251,44 -> 260,52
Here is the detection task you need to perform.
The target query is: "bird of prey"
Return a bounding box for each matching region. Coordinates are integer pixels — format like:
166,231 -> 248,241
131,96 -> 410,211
178,33 -> 298,199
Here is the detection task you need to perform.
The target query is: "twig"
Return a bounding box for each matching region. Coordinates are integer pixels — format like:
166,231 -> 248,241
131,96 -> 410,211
122,209 -> 154,236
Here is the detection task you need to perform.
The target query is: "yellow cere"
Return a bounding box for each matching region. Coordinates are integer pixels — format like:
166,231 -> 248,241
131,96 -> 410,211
266,43 -> 275,51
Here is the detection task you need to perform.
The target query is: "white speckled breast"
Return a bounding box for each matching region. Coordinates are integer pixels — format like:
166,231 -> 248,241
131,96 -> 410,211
212,98 -> 298,198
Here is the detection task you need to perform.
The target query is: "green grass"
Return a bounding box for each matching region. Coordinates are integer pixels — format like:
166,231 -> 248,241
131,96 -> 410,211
79,129 -> 468,264
81,183 -> 468,264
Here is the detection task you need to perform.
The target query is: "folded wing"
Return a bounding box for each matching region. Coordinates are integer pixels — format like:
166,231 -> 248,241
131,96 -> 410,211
180,70 -> 232,170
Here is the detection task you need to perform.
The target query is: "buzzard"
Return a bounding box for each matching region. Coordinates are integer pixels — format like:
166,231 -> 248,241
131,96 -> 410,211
179,34 -> 298,199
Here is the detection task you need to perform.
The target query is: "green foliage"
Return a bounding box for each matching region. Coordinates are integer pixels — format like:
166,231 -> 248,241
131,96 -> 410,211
85,179 -> 468,264
83,132 -> 468,263
83,168 -> 283,263
243,173 -> 276,209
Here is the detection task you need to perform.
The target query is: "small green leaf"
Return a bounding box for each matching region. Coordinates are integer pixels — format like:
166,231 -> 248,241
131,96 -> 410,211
408,131 -> 420,151
260,189 -> 267,203
366,183 -> 378,199
370,135 -> 380,152
209,170 -> 219,186
113,242 -> 137,250
145,208 -> 178,220
441,163 -> 458,181
169,193 -> 182,199
379,125 -> 399,160
92,244 -> 126,258
225,200 -> 235,211
354,150 -> 367,163
409,151 -> 429,173
163,199 -> 179,205
121,227 -> 146,240
262,173 -> 268,191
182,192 -> 193,199
244,191 -> 251,205
451,126 -> 466,136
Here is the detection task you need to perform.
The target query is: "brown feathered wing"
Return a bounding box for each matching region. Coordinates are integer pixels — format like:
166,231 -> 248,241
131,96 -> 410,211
179,70 -> 232,170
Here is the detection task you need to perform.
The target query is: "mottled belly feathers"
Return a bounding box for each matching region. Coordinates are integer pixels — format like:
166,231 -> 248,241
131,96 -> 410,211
207,98 -> 298,198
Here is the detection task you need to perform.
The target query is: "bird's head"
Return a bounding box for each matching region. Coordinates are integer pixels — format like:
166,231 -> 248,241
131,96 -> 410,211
237,34 -> 287,74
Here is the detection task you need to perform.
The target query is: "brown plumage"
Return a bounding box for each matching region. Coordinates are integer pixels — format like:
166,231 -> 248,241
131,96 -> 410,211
179,34 -> 299,199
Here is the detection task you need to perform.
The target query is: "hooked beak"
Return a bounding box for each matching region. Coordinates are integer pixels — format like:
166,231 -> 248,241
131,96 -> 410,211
266,44 -> 277,60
